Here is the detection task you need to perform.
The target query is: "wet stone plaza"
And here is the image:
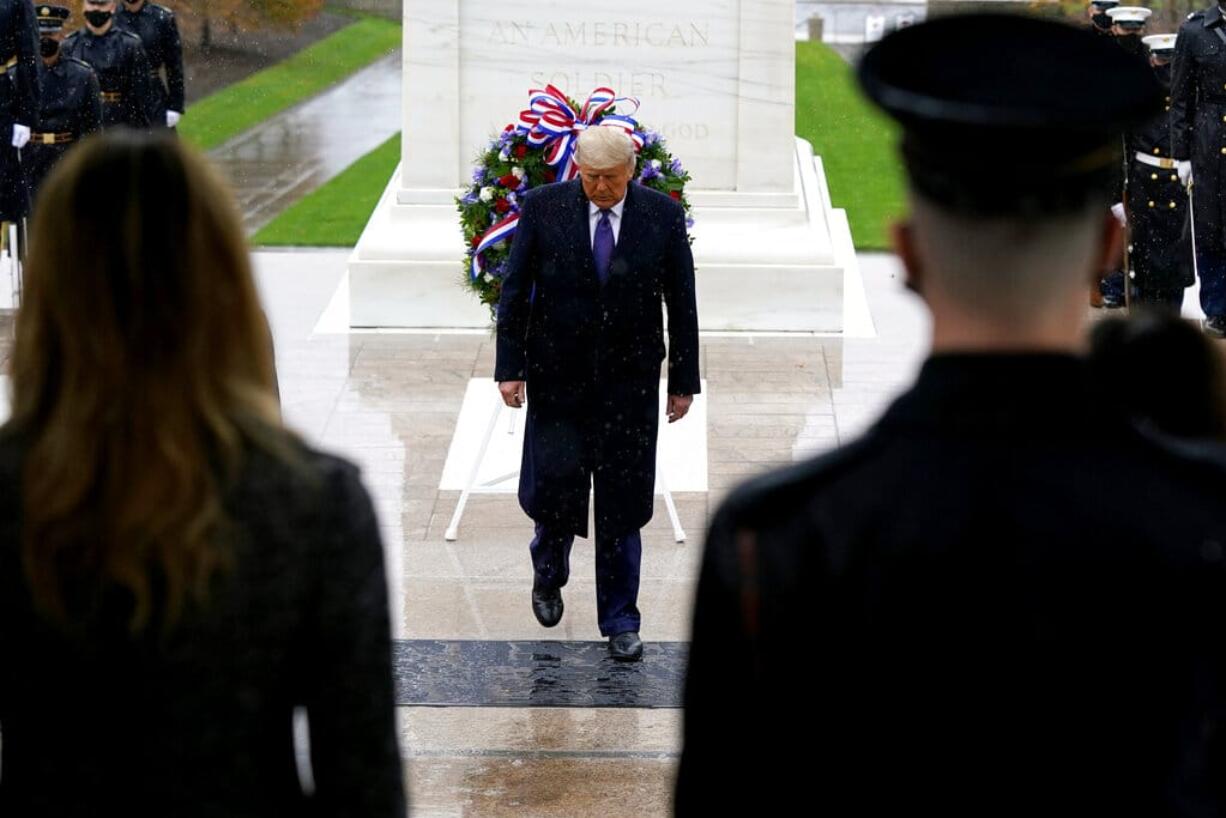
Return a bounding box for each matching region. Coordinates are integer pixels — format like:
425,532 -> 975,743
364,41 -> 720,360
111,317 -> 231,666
0,250 -> 1213,816
245,250 -> 1212,814
239,249 -> 925,815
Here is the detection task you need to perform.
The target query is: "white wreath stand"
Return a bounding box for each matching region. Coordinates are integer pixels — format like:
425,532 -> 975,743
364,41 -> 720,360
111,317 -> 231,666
444,391 -> 687,543
4,219 -> 24,309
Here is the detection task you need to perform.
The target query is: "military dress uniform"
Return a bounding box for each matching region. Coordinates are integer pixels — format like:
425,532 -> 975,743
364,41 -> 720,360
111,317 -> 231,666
26,5 -> 99,207
1125,35 -> 1193,309
678,15 -> 1226,817
115,1 -> 181,128
1087,0 -> 1119,37
1171,5 -> 1226,331
1097,7 -> 1152,306
0,0 -> 40,222
61,21 -> 152,130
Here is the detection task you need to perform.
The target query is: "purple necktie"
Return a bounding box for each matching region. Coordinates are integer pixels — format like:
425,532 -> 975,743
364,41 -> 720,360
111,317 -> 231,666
593,208 -> 614,285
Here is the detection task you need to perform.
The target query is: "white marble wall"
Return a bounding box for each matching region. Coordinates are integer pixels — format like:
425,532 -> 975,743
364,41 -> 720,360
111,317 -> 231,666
401,0 -> 796,195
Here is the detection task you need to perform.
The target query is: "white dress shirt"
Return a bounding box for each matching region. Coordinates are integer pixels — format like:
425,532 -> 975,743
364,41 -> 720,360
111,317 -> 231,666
588,196 -> 626,249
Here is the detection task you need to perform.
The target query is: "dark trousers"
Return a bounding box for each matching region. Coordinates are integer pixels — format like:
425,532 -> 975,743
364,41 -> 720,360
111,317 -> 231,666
1100,269 -> 1126,304
1195,244 -> 1226,319
530,521 -> 642,637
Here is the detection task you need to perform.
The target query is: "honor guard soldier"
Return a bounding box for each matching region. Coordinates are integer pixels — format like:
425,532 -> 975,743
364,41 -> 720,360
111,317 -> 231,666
1099,6 -> 1152,307
26,5 -> 99,206
1124,33 -> 1193,310
1171,2 -> 1226,336
1107,5 -> 1151,50
1088,0 -> 1120,36
115,0 -> 181,129
0,0 -> 40,226
61,0 -> 153,130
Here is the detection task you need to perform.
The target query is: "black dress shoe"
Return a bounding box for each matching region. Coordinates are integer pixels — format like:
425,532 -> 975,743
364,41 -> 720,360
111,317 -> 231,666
609,631 -> 644,662
1205,316 -> 1226,339
531,587 -> 563,628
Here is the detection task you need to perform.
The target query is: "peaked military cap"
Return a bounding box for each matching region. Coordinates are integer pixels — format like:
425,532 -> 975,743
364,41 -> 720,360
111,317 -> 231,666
1107,6 -> 1152,30
34,4 -> 70,31
856,13 -> 1164,216
1142,33 -> 1177,54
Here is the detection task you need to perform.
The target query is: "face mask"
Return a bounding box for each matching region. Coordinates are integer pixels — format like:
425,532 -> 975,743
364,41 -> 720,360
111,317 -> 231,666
39,37 -> 59,58
1117,33 -> 1144,55
1092,12 -> 1112,28
84,9 -> 113,28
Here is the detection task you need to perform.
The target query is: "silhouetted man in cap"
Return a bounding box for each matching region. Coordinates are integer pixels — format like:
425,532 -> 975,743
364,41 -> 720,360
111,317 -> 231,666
677,13 -> 1226,817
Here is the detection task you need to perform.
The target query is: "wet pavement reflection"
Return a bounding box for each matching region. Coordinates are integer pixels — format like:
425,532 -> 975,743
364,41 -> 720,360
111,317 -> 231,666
209,51 -> 402,232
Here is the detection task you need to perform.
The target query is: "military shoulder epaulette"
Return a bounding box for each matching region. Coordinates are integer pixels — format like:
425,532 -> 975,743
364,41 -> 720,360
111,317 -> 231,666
149,4 -> 173,18
66,57 -> 92,71
1188,11 -> 1203,19
117,29 -> 142,43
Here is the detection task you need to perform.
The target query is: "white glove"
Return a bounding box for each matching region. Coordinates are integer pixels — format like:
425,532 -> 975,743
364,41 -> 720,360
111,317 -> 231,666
1177,160 -> 1193,187
11,123 -> 30,149
166,110 -> 181,128
1110,202 -> 1126,226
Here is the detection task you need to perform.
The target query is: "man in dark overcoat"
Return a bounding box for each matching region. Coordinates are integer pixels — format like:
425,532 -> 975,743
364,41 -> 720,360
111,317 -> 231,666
495,126 -> 700,662
677,13 -> 1226,816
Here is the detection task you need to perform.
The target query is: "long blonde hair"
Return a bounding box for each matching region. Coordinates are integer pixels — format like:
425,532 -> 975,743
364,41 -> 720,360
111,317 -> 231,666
8,130 -> 288,631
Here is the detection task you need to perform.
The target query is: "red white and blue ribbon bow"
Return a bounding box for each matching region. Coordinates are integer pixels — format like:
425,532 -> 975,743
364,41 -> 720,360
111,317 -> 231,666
472,212 -> 519,278
470,87 -> 645,280
517,86 -> 645,182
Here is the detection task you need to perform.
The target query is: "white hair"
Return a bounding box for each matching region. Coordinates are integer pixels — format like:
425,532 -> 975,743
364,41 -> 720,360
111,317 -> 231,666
574,127 -> 635,171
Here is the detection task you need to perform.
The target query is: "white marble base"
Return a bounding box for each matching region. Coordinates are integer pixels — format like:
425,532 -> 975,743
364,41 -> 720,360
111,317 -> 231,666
348,137 -> 849,333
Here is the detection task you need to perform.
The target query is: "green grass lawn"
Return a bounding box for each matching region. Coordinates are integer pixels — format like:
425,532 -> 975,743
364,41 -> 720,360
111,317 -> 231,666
181,17 -> 402,151
251,133 -> 400,246
254,42 -> 904,250
795,41 -> 905,251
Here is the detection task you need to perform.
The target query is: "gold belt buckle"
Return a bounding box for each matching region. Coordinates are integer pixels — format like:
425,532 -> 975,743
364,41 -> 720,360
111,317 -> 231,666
39,133 -> 54,145
1160,158 -> 1176,169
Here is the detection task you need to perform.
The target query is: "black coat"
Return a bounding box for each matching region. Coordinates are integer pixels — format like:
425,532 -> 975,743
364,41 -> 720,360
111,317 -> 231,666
62,26 -> 154,130
1128,63 -> 1194,290
677,355 -> 1226,817
26,56 -> 101,206
115,2 -> 184,119
495,179 -> 700,537
0,433 -> 406,817
1172,5 -> 1226,256
0,0 -> 39,220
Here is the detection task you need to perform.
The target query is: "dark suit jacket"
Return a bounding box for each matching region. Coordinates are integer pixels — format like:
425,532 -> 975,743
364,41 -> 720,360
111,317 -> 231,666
494,179 -> 700,536
677,354 -> 1226,816
0,432 -> 406,817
